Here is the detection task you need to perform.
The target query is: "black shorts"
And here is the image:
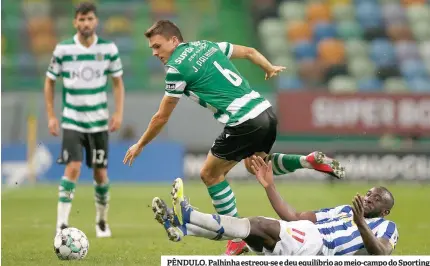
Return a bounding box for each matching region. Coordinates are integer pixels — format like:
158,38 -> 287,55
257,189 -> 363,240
57,129 -> 109,168
211,107 -> 278,162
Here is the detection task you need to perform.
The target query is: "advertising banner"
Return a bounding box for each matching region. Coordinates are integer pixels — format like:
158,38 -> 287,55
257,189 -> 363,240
333,151 -> 430,181
184,151 -> 430,181
183,152 -> 332,181
277,92 -> 430,136
1,141 -> 184,186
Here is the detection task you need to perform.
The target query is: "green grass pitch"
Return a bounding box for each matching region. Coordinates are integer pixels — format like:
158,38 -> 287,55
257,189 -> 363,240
2,181 -> 430,265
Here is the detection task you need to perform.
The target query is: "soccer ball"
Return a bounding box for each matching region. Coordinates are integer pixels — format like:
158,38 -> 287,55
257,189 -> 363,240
53,227 -> 89,260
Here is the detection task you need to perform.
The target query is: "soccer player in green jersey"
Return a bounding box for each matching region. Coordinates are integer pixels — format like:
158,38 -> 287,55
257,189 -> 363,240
45,2 -> 124,238
123,20 -> 346,255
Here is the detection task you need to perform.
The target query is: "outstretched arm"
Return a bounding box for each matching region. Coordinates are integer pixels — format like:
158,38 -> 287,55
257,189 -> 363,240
250,156 -> 317,223
124,66 -> 185,166
231,45 -> 271,68
264,184 -> 317,223
137,95 -> 179,147
231,45 -> 286,80
217,42 -> 286,80
123,95 -> 179,166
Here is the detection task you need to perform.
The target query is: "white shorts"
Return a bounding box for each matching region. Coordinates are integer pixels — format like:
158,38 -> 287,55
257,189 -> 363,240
263,220 -> 323,256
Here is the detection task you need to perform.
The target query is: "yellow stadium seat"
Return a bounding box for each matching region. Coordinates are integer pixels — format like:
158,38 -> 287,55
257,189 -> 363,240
287,21 -> 312,43
104,16 -> 132,34
307,2 -> 332,24
401,0 -> 426,6
318,39 -> 346,65
329,0 -> 351,6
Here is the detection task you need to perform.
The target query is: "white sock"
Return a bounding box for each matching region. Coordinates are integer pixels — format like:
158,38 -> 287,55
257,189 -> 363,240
189,210 -> 251,239
94,181 -> 110,223
185,224 -> 231,240
57,176 -> 75,228
95,202 -> 109,222
300,156 -> 312,168
57,202 -> 72,227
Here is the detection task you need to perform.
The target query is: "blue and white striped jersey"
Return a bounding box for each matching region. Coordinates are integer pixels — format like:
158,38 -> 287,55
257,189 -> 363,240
314,205 -> 399,255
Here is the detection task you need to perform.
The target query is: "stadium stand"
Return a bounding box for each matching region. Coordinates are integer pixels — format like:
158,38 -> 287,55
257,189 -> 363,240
2,0 -> 429,93
2,0 -> 263,92
255,0 -> 430,92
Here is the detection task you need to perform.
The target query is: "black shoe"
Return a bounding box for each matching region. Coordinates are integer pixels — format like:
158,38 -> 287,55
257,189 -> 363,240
56,223 -> 68,235
96,220 -> 112,238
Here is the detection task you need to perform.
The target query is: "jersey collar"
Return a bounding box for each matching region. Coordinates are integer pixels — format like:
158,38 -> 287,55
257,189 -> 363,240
74,34 -> 98,50
167,42 -> 186,65
174,42 -> 186,51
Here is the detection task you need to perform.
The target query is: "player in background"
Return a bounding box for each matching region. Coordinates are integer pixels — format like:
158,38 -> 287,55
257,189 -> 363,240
123,20 -> 345,255
44,2 -> 125,237
152,157 -> 398,256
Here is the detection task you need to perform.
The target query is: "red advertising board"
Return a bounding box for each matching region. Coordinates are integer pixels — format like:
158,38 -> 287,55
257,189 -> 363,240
277,92 -> 430,136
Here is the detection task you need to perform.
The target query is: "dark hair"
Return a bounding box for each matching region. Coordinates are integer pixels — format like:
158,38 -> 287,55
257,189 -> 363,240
379,186 -> 395,209
75,2 -> 97,17
144,20 -> 184,42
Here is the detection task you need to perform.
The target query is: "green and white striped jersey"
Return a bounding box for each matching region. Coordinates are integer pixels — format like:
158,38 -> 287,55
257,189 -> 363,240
46,34 -> 123,133
164,40 -> 271,127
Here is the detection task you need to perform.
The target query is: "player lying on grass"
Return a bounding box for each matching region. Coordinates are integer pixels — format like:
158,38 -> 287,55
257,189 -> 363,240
152,157 -> 399,255
123,19 -> 346,255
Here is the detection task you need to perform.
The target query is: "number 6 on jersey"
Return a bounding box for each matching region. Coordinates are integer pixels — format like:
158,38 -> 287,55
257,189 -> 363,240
214,61 -> 242,86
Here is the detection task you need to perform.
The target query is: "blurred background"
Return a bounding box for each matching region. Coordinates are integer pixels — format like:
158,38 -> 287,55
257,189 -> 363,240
1,0 -> 430,185
2,0 -> 430,261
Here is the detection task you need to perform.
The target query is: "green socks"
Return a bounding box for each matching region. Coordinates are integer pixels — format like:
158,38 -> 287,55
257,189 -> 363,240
94,182 -> 110,222
57,177 -> 75,227
207,180 -> 239,217
268,153 -> 305,175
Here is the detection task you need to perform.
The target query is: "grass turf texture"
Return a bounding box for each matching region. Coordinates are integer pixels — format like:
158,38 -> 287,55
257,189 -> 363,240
2,182 -> 430,265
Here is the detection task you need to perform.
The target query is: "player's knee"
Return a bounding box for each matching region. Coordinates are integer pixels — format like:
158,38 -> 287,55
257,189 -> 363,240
200,167 -> 220,186
65,162 -> 82,180
249,217 -> 264,230
248,217 -> 266,237
249,216 -> 279,243
200,168 -> 212,184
